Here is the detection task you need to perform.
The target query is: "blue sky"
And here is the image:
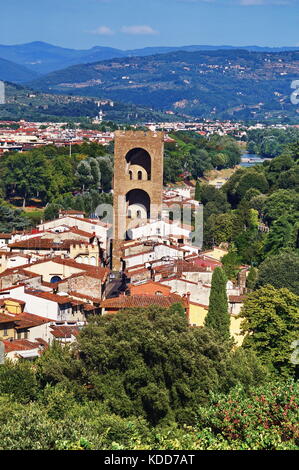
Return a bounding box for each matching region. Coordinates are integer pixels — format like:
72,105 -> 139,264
1,0 -> 299,50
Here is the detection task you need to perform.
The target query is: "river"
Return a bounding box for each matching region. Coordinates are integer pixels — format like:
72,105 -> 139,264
240,153 -> 269,167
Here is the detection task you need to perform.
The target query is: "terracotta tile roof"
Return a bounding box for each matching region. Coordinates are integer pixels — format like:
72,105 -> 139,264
101,293 -> 184,309
0,312 -> 16,324
58,268 -> 109,284
14,312 -> 52,330
129,280 -> 172,291
3,339 -> 42,353
25,289 -> 71,304
0,233 -> 12,239
83,304 -> 98,311
50,325 -> 80,339
0,267 -> 41,280
9,238 -> 91,250
7,256 -> 109,283
66,227 -> 96,239
45,227 -> 96,240
153,260 -> 209,275
35,338 -> 49,348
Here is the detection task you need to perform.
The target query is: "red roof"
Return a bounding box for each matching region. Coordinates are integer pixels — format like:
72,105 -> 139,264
0,233 -> 12,239
101,293 -> 185,309
9,238 -> 92,250
14,312 -> 52,329
50,325 -> 80,339
3,339 -> 42,353
25,289 -> 71,305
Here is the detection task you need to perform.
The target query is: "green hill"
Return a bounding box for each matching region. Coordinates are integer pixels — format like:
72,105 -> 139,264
28,49 -> 299,122
0,82 -> 181,123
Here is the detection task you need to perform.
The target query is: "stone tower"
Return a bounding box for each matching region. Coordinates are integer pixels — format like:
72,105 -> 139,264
112,130 -> 164,271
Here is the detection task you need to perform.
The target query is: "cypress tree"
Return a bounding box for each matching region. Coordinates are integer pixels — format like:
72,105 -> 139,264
195,181 -> 201,201
205,267 -> 230,340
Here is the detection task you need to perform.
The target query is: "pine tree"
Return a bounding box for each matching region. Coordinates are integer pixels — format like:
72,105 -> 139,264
205,267 -> 230,340
195,181 -> 201,201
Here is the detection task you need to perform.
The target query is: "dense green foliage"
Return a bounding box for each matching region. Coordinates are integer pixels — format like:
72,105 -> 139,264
0,142 -> 113,208
195,380 -> 299,450
0,306 -> 297,450
164,132 -> 241,183
240,286 -> 299,378
0,200 -> 30,232
247,128 -> 299,157
256,252 -> 299,295
0,379 -> 297,450
203,138 -> 299,269
37,307 -> 265,426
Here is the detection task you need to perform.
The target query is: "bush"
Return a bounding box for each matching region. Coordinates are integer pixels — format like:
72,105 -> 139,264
0,360 -> 38,403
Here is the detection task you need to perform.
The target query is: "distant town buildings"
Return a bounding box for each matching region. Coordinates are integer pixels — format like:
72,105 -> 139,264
0,118 -> 295,155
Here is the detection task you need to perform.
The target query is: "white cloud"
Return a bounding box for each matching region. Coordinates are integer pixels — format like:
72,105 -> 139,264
90,26 -> 114,35
120,25 -> 159,35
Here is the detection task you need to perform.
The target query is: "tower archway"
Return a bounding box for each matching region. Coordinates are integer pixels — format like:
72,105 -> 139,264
126,189 -> 150,219
125,148 -> 151,180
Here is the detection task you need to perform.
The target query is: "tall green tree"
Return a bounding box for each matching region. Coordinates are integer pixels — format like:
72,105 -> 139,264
195,181 -> 201,201
256,252 -> 299,295
205,267 -> 230,340
240,285 -> 299,377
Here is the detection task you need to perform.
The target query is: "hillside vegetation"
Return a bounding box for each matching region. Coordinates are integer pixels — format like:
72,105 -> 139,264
0,82 -> 179,123
29,49 -> 299,122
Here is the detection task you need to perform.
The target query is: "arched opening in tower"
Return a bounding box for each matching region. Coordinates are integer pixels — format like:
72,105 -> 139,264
126,189 -> 151,220
125,148 -> 151,180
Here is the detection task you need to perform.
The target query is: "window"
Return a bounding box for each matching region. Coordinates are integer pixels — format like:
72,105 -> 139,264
137,210 -> 141,219
129,170 -> 133,180
138,170 -> 142,180
3,328 -> 8,337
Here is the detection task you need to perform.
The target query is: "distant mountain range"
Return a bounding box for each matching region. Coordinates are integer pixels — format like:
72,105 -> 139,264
0,57 -> 39,83
0,41 -> 299,75
27,49 -> 299,122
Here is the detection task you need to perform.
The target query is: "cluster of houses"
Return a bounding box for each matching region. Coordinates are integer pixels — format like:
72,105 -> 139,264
0,120 -> 114,154
0,186 -> 248,361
